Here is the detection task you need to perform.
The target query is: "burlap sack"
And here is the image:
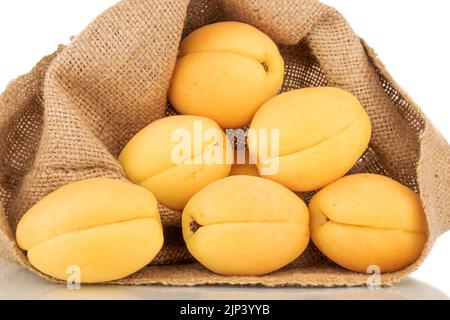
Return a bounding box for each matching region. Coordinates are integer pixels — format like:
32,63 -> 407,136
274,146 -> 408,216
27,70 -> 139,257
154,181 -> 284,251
0,0 -> 448,287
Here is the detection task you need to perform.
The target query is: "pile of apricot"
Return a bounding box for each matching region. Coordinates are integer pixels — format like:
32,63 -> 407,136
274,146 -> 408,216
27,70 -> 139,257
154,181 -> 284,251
17,22 -> 426,283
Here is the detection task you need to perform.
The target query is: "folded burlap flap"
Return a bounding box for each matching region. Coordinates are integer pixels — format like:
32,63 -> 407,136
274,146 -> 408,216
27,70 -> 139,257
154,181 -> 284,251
0,0 -> 448,287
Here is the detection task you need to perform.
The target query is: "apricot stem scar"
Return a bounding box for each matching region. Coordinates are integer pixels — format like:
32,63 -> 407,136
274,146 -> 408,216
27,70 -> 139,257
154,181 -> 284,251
261,62 -> 269,72
190,221 -> 201,233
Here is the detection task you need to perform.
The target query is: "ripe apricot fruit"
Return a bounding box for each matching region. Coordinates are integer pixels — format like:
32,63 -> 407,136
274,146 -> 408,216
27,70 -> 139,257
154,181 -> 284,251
182,176 -> 309,276
169,22 -> 285,128
309,174 -> 427,273
16,178 -> 163,283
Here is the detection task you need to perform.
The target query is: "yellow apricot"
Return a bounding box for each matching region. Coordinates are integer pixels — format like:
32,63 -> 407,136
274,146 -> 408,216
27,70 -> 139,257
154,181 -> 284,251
182,176 -> 309,276
119,115 -> 232,210
169,22 -> 285,128
249,87 -> 372,191
16,178 -> 163,283
309,174 -> 427,273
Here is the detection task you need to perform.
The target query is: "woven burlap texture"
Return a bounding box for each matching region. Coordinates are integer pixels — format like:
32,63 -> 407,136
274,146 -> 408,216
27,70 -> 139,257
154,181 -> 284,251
0,0 -> 449,287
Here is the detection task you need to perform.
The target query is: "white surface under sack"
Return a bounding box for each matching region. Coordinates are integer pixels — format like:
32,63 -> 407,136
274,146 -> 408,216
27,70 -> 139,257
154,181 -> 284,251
0,261 -> 447,300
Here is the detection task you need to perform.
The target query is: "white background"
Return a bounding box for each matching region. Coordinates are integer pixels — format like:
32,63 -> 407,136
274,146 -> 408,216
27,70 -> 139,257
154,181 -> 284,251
0,0 -> 448,298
